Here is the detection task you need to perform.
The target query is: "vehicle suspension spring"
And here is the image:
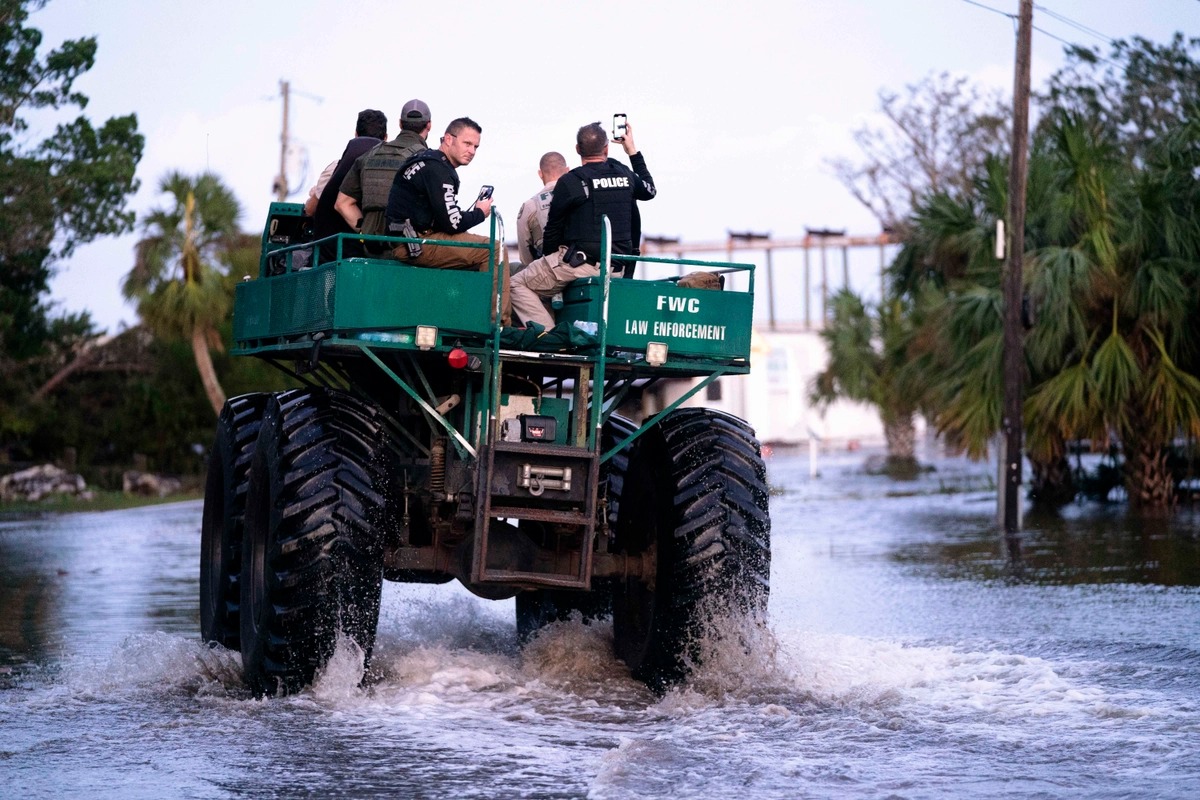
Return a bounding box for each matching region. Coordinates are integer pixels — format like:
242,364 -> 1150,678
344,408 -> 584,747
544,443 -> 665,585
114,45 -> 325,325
430,437 -> 446,499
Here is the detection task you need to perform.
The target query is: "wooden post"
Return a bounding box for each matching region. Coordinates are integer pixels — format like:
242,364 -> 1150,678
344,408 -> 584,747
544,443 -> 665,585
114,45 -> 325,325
820,244 -> 828,324
766,246 -> 776,330
804,245 -> 811,329
276,79 -> 290,201
880,240 -> 887,303
1002,0 -> 1033,542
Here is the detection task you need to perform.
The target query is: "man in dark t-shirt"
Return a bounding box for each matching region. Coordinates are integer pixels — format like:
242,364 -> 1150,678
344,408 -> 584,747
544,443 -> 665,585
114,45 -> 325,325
311,110 -> 387,262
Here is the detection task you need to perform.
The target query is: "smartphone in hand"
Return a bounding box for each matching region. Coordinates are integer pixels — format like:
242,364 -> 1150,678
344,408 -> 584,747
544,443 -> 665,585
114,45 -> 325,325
612,114 -> 627,142
471,185 -> 494,213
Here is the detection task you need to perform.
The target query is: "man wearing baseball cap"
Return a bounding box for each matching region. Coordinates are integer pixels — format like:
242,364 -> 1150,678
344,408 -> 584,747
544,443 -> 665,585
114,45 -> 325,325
336,99 -> 432,245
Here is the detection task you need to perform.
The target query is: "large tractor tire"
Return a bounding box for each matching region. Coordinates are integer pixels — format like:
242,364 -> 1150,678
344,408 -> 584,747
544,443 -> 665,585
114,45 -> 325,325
611,408 -> 770,691
240,388 -> 393,696
199,393 -> 270,650
514,414 -> 636,642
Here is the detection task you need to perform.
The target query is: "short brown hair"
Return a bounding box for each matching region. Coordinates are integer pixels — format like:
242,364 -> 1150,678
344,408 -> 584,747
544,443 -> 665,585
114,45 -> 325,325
539,151 -> 567,173
445,117 -> 482,138
577,123 -> 607,157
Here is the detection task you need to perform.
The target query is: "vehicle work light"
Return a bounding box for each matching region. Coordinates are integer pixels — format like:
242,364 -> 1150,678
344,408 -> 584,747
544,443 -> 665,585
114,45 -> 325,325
415,325 -> 438,350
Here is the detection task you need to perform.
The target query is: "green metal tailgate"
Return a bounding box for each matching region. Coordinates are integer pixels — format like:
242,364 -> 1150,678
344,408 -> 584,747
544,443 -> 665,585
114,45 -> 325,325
558,277 -> 752,361
233,259 -> 493,347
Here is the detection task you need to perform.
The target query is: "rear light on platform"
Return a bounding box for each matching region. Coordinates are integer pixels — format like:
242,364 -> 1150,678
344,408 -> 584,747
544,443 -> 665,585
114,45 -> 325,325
447,348 -> 468,369
646,341 -> 668,366
416,325 -> 438,350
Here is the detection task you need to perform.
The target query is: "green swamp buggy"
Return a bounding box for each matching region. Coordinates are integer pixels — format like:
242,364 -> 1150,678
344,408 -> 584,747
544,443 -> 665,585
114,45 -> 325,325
199,204 -> 771,695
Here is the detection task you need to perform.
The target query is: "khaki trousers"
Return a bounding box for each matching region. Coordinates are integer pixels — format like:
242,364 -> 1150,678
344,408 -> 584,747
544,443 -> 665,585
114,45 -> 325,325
510,247 -> 599,329
392,231 -> 512,326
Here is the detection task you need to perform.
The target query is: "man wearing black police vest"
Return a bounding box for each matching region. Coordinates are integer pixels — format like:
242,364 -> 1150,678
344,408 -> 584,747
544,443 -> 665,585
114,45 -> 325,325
510,120 -> 656,329
385,116 -> 511,326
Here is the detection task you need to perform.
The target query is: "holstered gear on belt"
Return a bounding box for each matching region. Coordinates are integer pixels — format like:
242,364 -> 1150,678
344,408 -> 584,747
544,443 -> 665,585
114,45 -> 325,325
564,246 -> 591,268
388,219 -> 423,259
565,246 -> 623,276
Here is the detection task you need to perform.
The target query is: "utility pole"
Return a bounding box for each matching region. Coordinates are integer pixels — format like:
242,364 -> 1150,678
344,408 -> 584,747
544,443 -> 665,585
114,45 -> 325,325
274,79 -> 290,202
1001,0 -> 1033,542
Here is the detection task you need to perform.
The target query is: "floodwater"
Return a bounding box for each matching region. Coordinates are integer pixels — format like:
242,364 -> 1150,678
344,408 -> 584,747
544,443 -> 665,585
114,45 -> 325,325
1,451 -> 1198,799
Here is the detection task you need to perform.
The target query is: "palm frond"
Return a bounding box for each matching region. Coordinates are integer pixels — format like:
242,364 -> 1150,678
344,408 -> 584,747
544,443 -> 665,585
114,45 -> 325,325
1091,332 -> 1140,418
932,330 -> 1004,457
810,289 -> 882,407
1142,331 -> 1200,440
1125,258 -> 1191,330
1025,361 -> 1099,455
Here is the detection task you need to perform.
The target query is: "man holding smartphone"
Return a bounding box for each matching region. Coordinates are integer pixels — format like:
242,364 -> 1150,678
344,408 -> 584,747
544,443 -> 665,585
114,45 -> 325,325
510,119 -> 656,330
384,117 -> 511,326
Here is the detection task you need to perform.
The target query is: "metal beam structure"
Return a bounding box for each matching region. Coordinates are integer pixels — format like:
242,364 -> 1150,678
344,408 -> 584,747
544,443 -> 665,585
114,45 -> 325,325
639,232 -> 898,255
638,229 -> 901,331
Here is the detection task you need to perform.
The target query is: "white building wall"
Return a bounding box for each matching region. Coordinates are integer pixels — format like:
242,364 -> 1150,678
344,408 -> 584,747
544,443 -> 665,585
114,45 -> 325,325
645,326 -> 891,447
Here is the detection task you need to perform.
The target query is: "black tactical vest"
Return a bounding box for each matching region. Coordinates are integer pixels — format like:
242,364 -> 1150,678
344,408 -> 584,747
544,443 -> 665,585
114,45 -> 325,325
360,133 -> 426,212
563,160 -> 637,255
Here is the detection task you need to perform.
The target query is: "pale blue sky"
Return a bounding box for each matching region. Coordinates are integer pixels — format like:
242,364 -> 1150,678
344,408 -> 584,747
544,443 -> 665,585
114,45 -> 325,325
27,0 -> 1200,332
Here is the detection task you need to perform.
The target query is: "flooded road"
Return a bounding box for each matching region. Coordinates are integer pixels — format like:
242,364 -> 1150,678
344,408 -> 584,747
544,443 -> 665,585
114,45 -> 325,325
2,451 -> 1198,798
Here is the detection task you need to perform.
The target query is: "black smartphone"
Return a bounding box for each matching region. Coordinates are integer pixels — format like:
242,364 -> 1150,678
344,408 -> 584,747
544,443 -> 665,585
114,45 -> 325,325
476,185 -> 494,203
612,113 -> 627,142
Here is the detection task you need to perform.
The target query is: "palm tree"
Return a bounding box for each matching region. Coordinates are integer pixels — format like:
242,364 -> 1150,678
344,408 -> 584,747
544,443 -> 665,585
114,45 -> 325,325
1024,112 -> 1200,510
810,288 -> 920,476
123,172 -> 241,416
889,164 -> 1009,456
899,112 -> 1200,511
892,145 -> 1079,503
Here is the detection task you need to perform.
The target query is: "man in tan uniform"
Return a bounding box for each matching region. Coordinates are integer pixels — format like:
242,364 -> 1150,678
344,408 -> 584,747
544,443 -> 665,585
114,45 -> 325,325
514,152 -> 568,268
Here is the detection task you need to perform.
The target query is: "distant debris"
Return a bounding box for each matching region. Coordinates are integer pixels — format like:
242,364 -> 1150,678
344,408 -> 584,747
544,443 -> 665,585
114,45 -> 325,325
122,470 -> 183,498
0,464 -> 92,503
31,326 -> 155,403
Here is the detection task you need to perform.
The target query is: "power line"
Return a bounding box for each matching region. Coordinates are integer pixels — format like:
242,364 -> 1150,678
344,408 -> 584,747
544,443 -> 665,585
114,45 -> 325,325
1033,24 -> 1083,50
961,0 -> 1117,46
1031,26 -> 1121,69
959,0 -> 1015,19
958,0 -> 1121,68
1034,4 -> 1115,46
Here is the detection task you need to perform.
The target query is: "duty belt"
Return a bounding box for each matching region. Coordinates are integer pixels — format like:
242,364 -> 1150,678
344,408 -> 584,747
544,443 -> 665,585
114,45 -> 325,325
565,247 -> 622,274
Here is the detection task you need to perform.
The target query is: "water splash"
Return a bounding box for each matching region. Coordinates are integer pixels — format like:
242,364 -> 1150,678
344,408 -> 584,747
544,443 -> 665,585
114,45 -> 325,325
518,613 -> 625,684
61,632 -> 242,698
310,633 -> 366,701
